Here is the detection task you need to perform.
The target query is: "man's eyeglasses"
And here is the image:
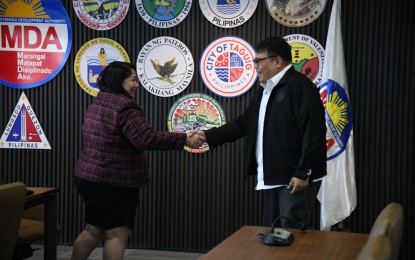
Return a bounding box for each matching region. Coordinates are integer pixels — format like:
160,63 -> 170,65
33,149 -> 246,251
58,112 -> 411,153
252,56 -> 278,65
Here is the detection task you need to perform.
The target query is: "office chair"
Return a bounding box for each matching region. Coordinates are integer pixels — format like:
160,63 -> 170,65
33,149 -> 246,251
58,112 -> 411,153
368,202 -> 404,260
13,204 -> 46,259
0,182 -> 27,260
356,235 -> 392,260
13,204 -> 62,259
0,170 -> 60,259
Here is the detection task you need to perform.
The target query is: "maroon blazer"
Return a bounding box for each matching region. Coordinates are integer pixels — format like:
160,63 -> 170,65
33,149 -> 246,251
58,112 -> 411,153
75,92 -> 186,188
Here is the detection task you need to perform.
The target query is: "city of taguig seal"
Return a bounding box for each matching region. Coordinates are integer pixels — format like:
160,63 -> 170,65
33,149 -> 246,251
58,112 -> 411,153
200,36 -> 256,98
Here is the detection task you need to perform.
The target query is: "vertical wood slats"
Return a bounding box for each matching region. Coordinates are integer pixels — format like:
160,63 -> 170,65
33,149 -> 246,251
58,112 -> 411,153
0,0 -> 414,258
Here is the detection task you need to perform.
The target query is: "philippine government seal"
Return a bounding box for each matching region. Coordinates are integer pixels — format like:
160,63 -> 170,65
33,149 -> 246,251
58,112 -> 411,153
73,0 -> 130,30
319,80 -> 352,160
266,0 -> 328,27
167,93 -> 226,153
0,0 -> 72,89
200,36 -> 256,98
135,0 -> 191,28
74,38 -> 130,96
284,34 -> 324,87
199,0 -> 258,28
136,36 -> 194,97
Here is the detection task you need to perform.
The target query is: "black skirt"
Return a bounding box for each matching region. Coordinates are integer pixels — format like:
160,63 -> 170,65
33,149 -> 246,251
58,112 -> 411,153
74,176 -> 139,230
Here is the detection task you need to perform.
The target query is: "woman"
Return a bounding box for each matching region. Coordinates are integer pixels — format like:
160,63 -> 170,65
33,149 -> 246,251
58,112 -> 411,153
71,62 -> 203,260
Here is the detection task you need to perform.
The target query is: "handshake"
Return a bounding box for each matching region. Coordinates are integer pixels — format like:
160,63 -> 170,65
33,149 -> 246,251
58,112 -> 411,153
186,130 -> 206,148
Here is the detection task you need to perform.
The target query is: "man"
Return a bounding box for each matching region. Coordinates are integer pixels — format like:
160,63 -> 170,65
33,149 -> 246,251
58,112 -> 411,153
202,36 -> 326,229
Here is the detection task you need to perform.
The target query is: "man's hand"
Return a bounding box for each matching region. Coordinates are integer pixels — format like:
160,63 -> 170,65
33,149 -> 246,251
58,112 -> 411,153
287,177 -> 309,194
186,130 -> 206,148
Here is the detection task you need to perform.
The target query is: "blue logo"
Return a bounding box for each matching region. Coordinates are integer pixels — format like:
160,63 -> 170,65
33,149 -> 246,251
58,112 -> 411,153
217,0 -> 241,15
320,79 -> 353,160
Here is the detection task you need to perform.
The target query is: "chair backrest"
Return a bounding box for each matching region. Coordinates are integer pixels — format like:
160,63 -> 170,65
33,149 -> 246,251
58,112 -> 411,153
0,182 -> 26,260
368,202 -> 404,260
0,169 -> 4,184
357,235 -> 392,260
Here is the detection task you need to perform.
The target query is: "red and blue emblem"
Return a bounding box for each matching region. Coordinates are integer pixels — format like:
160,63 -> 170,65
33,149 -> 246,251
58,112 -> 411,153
200,36 -> 256,97
0,0 -> 72,89
1,92 -> 51,149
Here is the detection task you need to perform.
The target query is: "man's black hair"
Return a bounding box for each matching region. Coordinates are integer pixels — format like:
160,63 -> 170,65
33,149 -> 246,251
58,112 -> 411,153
255,37 -> 292,62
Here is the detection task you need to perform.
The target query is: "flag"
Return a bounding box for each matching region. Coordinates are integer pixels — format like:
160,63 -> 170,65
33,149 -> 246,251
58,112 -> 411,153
317,0 -> 357,231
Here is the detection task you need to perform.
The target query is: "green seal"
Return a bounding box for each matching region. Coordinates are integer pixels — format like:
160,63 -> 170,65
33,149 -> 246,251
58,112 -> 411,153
168,93 -> 226,153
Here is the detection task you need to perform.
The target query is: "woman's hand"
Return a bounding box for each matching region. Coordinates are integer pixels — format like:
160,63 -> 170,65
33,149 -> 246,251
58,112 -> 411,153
186,130 -> 206,148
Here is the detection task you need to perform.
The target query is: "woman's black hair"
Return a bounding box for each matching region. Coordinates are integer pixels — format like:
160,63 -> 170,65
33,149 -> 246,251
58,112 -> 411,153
98,61 -> 135,97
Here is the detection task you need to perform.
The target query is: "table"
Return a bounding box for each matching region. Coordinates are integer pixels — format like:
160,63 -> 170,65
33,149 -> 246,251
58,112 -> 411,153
25,187 -> 59,260
203,226 -> 369,259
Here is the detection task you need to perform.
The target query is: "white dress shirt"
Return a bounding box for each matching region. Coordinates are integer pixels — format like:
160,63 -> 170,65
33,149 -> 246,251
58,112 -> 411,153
255,64 -> 292,190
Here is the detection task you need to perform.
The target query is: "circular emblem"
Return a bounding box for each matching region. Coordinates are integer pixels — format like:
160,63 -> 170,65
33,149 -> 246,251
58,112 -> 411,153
135,0 -> 192,28
320,80 -> 353,160
0,0 -> 72,89
266,0 -> 328,27
73,0 -> 130,30
284,34 -> 324,87
200,36 -> 256,98
74,38 -> 130,97
199,0 -> 258,28
136,36 -> 194,97
168,93 -> 226,153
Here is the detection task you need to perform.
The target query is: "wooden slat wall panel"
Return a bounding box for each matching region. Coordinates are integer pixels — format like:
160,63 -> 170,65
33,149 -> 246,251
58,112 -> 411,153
1,0 -> 414,258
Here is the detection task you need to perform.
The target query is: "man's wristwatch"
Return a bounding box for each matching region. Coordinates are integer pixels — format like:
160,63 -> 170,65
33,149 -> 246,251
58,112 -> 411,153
300,169 -> 312,180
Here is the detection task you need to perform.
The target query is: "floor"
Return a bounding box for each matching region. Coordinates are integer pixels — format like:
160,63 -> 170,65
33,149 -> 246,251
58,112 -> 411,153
27,245 -> 204,260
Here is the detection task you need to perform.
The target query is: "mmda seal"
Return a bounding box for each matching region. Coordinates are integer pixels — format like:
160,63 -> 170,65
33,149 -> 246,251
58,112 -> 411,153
0,0 -> 72,89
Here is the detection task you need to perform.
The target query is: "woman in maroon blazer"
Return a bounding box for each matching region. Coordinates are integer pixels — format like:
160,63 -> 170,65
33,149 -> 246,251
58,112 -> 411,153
71,62 -> 203,260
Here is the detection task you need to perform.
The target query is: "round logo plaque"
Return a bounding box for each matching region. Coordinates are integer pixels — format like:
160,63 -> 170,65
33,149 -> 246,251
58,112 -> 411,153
199,0 -> 258,28
136,36 -> 194,97
135,0 -> 192,28
74,38 -> 130,96
200,36 -> 256,98
266,0 -> 328,27
73,0 -> 130,30
0,0 -> 72,89
168,93 -> 226,153
284,34 -> 324,87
